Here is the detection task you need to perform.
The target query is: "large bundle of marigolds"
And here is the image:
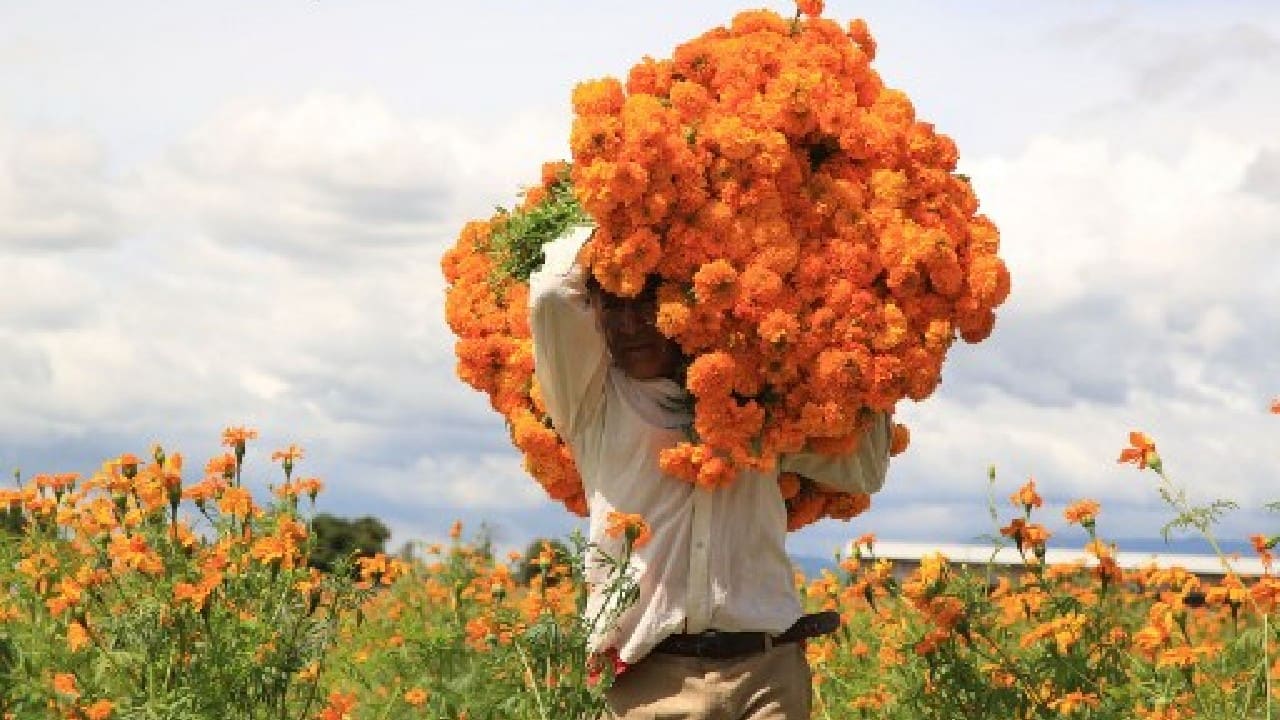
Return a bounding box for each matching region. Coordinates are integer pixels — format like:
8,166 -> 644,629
442,1 -> 1010,528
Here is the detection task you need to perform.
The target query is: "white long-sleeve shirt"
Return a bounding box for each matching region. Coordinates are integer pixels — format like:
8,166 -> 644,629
529,226 -> 891,664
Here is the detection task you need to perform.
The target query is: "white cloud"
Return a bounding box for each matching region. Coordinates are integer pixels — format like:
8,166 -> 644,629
0,255 -> 103,330
126,93 -> 573,265
398,453 -> 547,511
331,451 -> 585,557
969,131 -> 1273,313
0,331 -> 52,395
952,42 -> 1280,428
0,121 -> 121,250
1127,23 -> 1278,103
0,88 -> 569,435
133,94 -> 458,259
1242,147 -> 1280,200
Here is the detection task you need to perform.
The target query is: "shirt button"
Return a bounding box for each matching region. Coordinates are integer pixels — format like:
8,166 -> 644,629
695,541 -> 705,550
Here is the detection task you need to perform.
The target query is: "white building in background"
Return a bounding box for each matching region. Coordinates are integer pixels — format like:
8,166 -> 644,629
845,540 -> 1268,583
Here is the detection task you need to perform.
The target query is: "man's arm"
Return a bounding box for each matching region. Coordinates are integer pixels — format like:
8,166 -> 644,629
779,412 -> 892,494
529,226 -> 608,442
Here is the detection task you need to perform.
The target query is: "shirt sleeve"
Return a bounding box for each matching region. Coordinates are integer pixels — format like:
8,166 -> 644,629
529,226 -> 608,442
779,411 -> 892,494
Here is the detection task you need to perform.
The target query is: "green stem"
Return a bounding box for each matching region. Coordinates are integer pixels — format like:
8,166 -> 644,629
1155,468 -> 1274,719
514,638 -> 550,720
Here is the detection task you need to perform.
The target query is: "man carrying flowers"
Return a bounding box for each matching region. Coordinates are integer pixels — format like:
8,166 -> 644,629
444,4 -> 1009,715
531,226 -> 891,719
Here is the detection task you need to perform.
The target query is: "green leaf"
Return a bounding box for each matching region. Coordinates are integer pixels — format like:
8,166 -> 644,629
485,168 -> 592,290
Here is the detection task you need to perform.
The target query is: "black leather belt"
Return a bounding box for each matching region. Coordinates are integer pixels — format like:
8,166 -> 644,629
653,611 -> 840,659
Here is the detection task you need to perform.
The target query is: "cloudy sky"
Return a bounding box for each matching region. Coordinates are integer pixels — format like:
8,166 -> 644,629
2,0 -> 1277,559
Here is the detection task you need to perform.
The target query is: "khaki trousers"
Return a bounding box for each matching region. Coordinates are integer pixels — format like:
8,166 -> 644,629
602,643 -> 812,720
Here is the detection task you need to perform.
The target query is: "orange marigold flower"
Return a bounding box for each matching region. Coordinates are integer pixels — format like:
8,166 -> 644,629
823,491 -> 870,521
173,581 -> 211,610
204,453 -> 236,479
889,422 -> 910,456
1063,499 -> 1100,527
319,690 -> 357,720
1117,431 -> 1161,472
786,491 -> 827,531
1135,702 -> 1193,720
913,628 -> 948,656
777,472 -> 802,500
1000,518 -> 1051,553
67,620 -> 91,652
1023,523 -> 1051,549
83,699 -> 115,720
52,672 -> 79,698
217,486 -> 255,517
1021,613 -> 1085,654
541,160 -> 570,187
34,472 -> 78,493
117,452 -> 141,472
270,444 -> 304,464
685,352 -> 737,399
695,454 -> 736,490
1084,538 -> 1115,560
848,684 -> 891,711
993,515 -> 1024,538
846,18 -> 877,61
758,309 -> 800,348
271,443 -> 304,482
691,259 -> 739,306
182,477 -> 227,506
1250,533 -> 1275,571
1009,478 -> 1042,513
464,616 -> 497,650
605,510 -> 652,549
250,536 -> 297,568
795,0 -> 824,18
1049,691 -> 1100,715
296,476 -> 324,501
1156,645 -> 1201,669
108,533 -> 164,575
571,77 -> 626,116
403,688 -> 429,706
220,426 -> 258,449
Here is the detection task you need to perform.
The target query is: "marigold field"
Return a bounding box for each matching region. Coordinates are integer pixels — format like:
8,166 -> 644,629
0,423 -> 1276,719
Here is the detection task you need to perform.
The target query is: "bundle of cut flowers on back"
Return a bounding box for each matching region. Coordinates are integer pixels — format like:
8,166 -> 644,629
442,1 -> 1010,530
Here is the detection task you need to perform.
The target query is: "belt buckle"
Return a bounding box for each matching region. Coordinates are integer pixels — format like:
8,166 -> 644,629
695,629 -> 720,657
